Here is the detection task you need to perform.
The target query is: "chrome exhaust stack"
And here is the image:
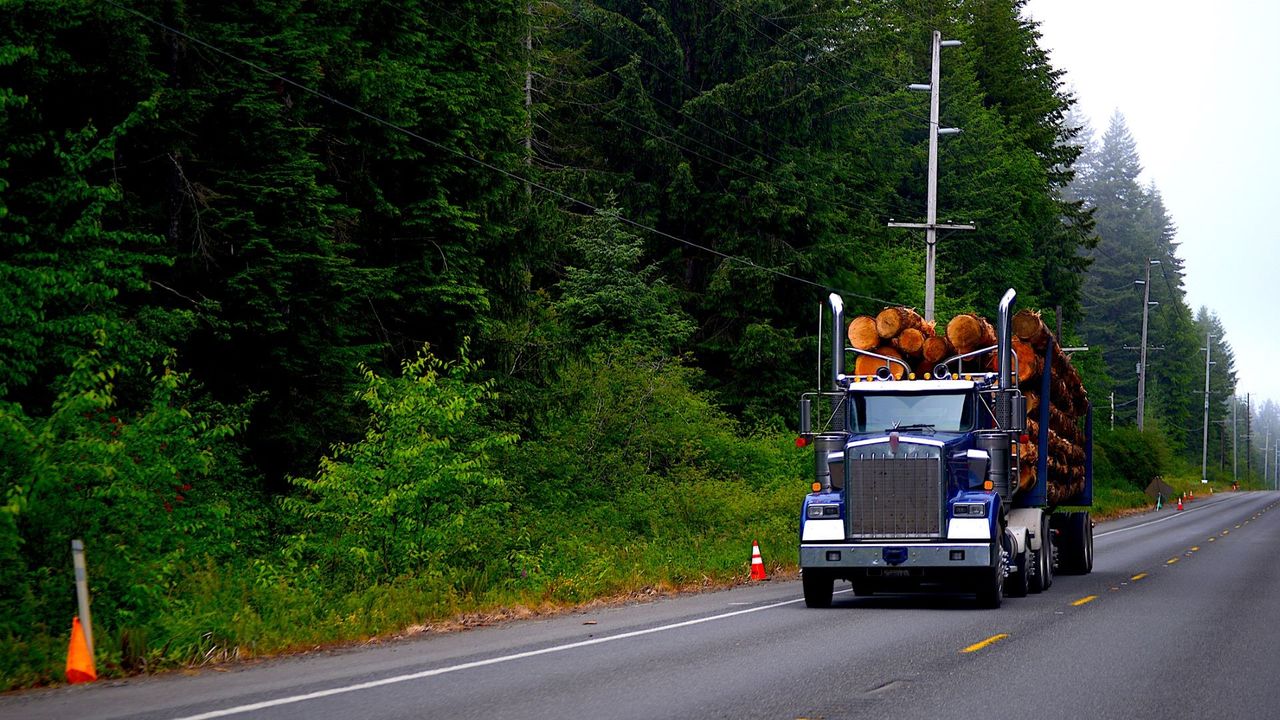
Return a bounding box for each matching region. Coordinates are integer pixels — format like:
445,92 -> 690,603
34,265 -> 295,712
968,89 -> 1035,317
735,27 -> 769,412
997,288 -> 1016,390
829,293 -> 845,390
994,288 -> 1025,433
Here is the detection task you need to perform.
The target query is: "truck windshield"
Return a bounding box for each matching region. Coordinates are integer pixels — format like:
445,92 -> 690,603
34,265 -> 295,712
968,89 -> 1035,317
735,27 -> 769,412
849,391 -> 973,433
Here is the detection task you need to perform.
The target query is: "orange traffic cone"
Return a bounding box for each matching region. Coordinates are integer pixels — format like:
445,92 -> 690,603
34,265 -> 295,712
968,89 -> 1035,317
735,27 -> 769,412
749,540 -> 768,581
66,616 -> 96,684
1177,496 -> 1184,512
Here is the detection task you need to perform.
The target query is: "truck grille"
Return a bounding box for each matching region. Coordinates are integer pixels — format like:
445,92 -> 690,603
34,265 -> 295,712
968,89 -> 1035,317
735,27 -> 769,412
846,454 -> 942,539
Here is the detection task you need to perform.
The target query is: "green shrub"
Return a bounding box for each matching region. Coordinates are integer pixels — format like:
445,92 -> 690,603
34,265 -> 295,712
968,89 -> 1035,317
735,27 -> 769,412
1094,425 -> 1172,490
0,335 -> 248,685
283,343 -> 517,589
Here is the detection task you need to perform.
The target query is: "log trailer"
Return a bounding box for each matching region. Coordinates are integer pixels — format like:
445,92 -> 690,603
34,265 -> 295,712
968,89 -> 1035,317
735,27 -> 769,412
797,289 -> 1093,608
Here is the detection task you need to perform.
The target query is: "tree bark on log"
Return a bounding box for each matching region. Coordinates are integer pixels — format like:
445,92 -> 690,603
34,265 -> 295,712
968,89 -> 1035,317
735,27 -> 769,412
1011,339 -> 1040,384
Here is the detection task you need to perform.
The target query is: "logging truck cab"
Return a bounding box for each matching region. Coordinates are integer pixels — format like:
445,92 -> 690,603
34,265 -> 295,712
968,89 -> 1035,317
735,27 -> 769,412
797,289 -> 1093,608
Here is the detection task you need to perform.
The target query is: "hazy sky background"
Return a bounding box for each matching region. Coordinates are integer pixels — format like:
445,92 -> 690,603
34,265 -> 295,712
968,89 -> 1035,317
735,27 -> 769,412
1022,0 -> 1280,408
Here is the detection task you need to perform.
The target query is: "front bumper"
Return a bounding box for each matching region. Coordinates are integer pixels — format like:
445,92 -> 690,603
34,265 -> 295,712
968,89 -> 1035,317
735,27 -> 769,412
800,542 -> 993,569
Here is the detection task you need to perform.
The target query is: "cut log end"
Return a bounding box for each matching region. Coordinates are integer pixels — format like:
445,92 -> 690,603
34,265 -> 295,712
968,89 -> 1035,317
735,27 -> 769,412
946,314 -> 995,354
875,306 -> 923,339
848,316 -> 880,351
922,335 -> 954,367
897,327 -> 926,356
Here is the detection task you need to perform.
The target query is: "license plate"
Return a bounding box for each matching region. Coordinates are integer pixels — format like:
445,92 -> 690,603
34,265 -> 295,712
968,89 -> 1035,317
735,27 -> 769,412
883,568 -> 910,577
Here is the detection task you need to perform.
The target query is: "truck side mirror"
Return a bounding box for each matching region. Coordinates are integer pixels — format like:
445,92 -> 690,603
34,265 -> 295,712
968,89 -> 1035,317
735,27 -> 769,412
800,397 -> 812,435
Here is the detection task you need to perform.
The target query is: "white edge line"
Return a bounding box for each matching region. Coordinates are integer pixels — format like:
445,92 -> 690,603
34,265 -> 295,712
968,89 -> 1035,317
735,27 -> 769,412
1095,493 -> 1252,538
171,590 -> 847,720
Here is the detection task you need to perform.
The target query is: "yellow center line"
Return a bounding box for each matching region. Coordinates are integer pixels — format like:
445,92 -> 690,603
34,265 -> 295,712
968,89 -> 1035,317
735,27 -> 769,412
1222,530 -> 1230,536
1167,557 -> 1179,565
1072,595 -> 1099,606
1131,573 -> 1148,581
1190,546 -> 1200,552
1236,524 -> 1242,529
1208,537 -> 1215,542
961,633 -> 1009,654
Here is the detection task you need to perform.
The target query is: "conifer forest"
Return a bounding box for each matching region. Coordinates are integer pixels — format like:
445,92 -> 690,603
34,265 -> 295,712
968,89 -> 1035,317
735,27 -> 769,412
0,0 -> 1269,686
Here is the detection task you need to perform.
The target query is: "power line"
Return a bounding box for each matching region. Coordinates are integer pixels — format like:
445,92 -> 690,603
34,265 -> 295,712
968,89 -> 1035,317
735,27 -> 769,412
408,0 -> 922,219
104,0 -> 910,310
546,1 -> 925,215
716,0 -> 1017,173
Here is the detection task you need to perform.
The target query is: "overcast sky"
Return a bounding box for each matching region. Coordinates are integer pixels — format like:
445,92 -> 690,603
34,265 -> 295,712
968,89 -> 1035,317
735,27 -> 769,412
1022,0 -> 1280,409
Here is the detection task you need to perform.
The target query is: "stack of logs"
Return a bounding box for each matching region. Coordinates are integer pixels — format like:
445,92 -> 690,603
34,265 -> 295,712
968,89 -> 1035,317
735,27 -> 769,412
847,305 -> 1089,505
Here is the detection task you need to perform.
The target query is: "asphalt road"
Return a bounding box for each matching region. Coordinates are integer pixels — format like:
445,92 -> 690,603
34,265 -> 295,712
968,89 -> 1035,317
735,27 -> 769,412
6,491 -> 1279,720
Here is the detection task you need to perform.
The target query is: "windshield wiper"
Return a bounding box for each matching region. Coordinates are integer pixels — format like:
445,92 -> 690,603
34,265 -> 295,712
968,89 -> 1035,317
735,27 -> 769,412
885,423 -> 936,434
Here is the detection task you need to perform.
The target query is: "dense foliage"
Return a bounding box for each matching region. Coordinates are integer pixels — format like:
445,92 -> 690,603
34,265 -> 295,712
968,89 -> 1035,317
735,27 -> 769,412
0,0 -> 1251,686
1070,112 -> 1240,471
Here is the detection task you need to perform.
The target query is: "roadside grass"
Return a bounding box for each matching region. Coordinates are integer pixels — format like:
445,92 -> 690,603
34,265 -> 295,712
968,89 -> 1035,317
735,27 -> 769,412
1,473 -> 805,688
8,428 -> 1271,689
1089,474 -> 1153,519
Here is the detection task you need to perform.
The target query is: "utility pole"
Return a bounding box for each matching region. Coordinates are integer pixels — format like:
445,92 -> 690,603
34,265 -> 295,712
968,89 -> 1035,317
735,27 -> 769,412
1201,331 -> 1214,484
1246,394 -> 1252,475
1220,420 -> 1225,472
1134,259 -> 1160,431
1233,396 -> 1238,484
888,30 -> 972,322
1109,391 -> 1115,431
1264,432 -> 1269,487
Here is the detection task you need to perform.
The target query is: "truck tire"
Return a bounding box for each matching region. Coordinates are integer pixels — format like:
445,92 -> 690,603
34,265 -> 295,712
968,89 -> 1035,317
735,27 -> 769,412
1081,512 -> 1094,573
1006,547 -> 1029,598
803,570 -> 834,608
1057,511 -> 1094,575
975,542 -> 1004,609
1030,513 -> 1053,593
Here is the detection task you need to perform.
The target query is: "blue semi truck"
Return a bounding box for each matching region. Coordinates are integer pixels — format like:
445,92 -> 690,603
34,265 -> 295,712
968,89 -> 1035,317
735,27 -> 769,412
797,289 -> 1093,608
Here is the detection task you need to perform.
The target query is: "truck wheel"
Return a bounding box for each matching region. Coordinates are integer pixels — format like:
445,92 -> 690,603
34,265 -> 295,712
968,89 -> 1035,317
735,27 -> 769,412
1006,548 -> 1030,598
1030,514 -> 1053,593
1081,512 -> 1094,574
975,543 -> 1004,609
1058,511 -> 1093,574
803,570 -> 834,608
976,565 -> 1003,609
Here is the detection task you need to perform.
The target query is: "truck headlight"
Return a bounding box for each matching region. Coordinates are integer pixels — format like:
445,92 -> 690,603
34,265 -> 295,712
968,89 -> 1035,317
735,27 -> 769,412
953,502 -> 987,518
806,504 -> 841,520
